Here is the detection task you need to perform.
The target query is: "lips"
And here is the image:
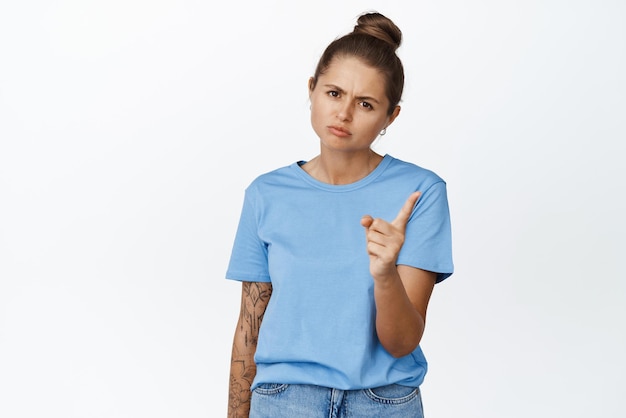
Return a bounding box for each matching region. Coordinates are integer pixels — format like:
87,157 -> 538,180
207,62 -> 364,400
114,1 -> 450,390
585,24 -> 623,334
328,125 -> 351,137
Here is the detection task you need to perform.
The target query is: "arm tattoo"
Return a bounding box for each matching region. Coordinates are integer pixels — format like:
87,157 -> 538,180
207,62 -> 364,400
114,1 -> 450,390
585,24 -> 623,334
241,282 -> 272,343
228,282 -> 272,417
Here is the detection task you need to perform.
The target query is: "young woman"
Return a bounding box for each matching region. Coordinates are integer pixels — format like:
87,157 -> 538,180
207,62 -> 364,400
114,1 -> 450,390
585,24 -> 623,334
226,11 -> 454,418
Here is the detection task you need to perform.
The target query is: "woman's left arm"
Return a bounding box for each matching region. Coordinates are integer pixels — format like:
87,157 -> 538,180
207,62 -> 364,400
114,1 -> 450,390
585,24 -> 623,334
372,265 -> 436,358
361,191 -> 437,358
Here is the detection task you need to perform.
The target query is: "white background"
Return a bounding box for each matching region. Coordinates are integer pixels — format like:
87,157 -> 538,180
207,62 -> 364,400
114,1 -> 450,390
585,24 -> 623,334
1,1 -> 624,417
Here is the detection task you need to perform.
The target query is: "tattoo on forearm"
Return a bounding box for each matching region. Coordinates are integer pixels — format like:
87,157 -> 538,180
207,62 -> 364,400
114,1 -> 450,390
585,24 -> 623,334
241,282 -> 272,345
229,282 -> 272,417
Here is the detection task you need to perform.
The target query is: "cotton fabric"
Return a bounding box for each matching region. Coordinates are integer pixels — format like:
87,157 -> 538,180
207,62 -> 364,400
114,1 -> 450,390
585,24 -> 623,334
226,154 -> 454,391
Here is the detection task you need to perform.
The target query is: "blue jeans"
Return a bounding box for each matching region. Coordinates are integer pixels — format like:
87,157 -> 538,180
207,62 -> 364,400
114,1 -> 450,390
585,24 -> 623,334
250,383 -> 424,418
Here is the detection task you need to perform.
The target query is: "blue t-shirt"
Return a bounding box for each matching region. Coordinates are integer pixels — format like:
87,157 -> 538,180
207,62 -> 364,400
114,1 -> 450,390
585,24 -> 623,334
226,154 -> 454,390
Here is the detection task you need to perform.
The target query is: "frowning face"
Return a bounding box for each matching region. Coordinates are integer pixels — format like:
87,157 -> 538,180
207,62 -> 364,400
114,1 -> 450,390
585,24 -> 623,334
309,56 -> 400,156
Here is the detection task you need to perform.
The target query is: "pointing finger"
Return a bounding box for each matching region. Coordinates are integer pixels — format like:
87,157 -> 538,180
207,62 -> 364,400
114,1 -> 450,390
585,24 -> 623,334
392,191 -> 421,229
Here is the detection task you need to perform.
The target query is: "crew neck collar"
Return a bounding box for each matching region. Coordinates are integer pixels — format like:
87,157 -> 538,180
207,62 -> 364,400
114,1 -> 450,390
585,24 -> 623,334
290,154 -> 393,192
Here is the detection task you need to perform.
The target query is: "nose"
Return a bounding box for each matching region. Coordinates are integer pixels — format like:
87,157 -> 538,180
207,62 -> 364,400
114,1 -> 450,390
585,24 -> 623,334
337,101 -> 353,122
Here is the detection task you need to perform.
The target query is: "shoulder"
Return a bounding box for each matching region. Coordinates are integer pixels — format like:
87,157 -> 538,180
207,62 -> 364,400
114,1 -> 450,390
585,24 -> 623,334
384,155 -> 446,188
243,162 -> 307,202
247,163 -> 297,187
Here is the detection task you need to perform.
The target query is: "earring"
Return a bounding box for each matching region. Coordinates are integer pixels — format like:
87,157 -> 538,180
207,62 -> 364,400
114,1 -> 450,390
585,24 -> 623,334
380,128 -> 387,136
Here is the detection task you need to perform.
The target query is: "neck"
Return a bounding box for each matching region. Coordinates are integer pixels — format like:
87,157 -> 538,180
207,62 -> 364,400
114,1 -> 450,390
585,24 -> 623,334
302,149 -> 383,185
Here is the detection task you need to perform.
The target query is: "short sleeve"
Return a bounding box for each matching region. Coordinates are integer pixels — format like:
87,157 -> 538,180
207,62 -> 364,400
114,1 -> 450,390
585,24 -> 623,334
225,187 -> 271,282
397,180 -> 454,283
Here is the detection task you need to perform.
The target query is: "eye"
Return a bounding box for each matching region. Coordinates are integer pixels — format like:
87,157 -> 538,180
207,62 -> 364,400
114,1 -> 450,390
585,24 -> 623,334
360,101 -> 374,110
327,90 -> 340,98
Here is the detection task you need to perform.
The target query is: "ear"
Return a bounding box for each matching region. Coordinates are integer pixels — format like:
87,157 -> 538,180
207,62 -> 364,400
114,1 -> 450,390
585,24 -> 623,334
385,105 -> 401,128
308,77 -> 315,94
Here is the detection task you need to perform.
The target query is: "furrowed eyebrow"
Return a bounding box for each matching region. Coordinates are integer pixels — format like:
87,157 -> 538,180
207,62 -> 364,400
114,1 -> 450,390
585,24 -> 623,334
356,95 -> 380,104
323,84 -> 381,104
324,84 -> 346,94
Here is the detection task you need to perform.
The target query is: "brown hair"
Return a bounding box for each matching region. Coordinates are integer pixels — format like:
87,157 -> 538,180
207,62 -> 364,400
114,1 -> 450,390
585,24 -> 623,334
310,12 -> 404,115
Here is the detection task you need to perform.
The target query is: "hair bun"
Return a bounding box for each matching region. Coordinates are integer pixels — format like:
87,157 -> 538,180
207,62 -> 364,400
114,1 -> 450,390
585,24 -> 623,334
353,12 -> 402,51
